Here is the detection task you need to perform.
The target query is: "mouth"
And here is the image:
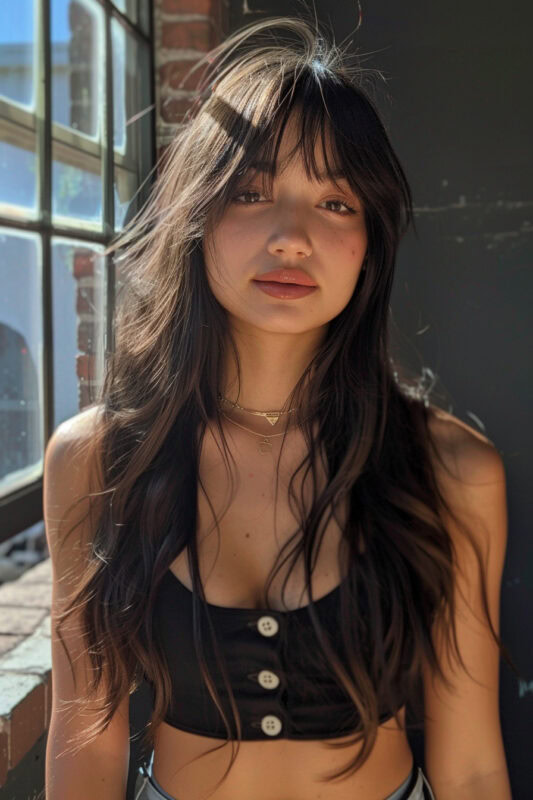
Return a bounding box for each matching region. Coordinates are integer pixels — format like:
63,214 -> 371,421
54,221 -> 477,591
255,280 -> 307,286
253,268 -> 317,287
252,280 -> 318,299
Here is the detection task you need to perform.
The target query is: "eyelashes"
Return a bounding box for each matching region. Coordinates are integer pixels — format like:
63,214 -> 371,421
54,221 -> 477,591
322,198 -> 358,215
231,189 -> 358,216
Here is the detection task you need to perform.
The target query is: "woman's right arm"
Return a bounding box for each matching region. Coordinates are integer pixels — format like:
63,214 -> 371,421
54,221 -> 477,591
44,408 -> 130,799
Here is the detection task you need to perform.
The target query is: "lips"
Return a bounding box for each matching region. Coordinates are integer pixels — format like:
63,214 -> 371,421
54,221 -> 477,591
253,268 -> 317,287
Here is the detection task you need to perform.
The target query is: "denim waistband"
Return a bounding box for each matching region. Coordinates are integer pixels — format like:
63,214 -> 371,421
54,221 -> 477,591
136,752 -> 436,800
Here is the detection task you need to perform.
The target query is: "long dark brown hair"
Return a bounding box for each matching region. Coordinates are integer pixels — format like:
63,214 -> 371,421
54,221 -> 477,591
52,14 -> 519,790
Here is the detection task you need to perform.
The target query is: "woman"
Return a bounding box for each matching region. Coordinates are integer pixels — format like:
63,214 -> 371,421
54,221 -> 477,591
44,15 -> 516,800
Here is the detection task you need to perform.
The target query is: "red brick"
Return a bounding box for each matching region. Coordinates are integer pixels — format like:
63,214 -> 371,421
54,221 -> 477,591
0,729 -> 7,786
160,96 -> 197,124
159,59 -> 207,91
77,320 -> 96,354
76,354 -> 95,381
161,20 -> 214,51
162,0 -> 213,13
72,249 -> 97,279
156,144 -> 173,176
9,681 -> 46,769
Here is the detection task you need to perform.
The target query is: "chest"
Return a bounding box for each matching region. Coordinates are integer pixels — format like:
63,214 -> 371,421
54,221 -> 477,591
169,422 -> 357,612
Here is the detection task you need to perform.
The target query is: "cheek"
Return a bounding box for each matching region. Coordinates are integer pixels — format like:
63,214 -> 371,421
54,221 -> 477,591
204,229 -> 232,281
204,230 -> 248,301
208,220 -> 249,271
332,237 -> 366,289
329,233 -> 365,265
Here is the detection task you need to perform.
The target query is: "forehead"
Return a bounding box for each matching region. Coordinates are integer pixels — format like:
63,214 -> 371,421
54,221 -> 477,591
244,111 -> 345,184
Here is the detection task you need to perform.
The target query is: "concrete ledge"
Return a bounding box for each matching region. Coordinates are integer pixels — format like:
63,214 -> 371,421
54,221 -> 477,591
0,559 -> 52,788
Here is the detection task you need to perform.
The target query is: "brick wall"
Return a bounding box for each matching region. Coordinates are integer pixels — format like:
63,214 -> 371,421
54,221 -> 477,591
154,0 -> 229,161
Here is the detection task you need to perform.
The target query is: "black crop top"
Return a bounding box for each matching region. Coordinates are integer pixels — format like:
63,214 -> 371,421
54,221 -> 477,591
151,565 -> 406,740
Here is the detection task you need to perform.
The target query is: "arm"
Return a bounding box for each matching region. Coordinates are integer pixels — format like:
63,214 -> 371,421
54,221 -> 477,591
44,409 -> 131,800
426,769 -> 512,800
423,412 -> 512,798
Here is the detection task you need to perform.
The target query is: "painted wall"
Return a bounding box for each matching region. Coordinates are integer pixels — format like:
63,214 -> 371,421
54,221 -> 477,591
227,0 -> 532,792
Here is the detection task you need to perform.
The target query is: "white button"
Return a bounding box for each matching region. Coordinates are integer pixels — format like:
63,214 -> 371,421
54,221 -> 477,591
260,714 -> 282,736
257,669 -> 280,689
256,615 -> 279,636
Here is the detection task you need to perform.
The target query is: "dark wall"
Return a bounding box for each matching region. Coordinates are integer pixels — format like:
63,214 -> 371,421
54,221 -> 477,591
228,1 -> 532,794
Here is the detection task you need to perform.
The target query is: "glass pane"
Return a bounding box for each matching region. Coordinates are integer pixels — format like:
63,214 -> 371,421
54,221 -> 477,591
0,228 -> 43,498
0,0 -> 35,108
112,19 -> 139,160
51,239 -> 105,427
112,0 -> 137,25
112,20 -> 153,229
52,138 -> 102,228
51,0 -> 104,138
0,117 -> 38,218
114,166 -> 139,229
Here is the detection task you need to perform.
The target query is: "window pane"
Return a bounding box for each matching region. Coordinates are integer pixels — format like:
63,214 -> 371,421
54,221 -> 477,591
0,0 -> 35,108
0,228 -> 43,498
0,117 -> 38,219
112,20 -> 153,229
112,19 -> 139,160
52,138 -> 102,228
114,166 -> 139,229
51,0 -> 104,138
51,239 -> 105,428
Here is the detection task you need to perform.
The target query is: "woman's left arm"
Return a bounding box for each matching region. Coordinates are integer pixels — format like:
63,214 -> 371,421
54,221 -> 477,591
422,415 -> 512,799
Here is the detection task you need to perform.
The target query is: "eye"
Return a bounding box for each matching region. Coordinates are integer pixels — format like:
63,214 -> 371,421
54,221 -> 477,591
230,188 -> 357,214
320,198 -> 357,215
232,188 -> 266,204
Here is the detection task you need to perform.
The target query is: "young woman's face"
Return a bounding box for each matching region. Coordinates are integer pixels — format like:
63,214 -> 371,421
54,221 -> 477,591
203,116 -> 368,337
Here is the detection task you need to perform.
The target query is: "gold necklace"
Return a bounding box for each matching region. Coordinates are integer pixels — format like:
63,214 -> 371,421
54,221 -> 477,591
219,411 -> 288,454
217,392 -> 298,426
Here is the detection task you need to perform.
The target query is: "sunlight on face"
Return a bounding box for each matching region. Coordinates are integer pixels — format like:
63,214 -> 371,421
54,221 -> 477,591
203,115 -> 368,338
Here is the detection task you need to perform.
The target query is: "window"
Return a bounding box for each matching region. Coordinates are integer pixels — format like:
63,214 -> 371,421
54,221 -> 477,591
0,0 -> 155,541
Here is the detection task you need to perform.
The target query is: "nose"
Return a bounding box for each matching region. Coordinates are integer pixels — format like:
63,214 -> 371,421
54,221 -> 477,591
266,224 -> 312,260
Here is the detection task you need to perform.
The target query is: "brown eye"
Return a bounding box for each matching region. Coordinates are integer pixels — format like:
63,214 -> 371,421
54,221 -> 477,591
232,189 -> 265,204
321,199 -> 357,215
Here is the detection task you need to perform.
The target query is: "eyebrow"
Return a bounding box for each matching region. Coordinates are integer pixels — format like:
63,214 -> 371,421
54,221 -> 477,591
247,160 -> 348,184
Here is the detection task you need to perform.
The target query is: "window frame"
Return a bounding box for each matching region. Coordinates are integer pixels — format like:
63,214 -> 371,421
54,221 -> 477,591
0,0 -> 156,543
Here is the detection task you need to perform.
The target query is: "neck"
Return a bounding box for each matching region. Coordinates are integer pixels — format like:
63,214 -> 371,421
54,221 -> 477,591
217,322 -> 326,435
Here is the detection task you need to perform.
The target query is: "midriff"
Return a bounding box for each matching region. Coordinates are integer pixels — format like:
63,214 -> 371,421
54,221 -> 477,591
152,709 -> 414,800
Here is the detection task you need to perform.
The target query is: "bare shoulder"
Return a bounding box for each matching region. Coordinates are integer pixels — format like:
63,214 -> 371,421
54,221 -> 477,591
48,403 -> 104,454
426,404 -> 504,487
45,405 -> 105,486
44,404 -> 106,560
427,404 -> 494,450
425,405 -> 507,550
